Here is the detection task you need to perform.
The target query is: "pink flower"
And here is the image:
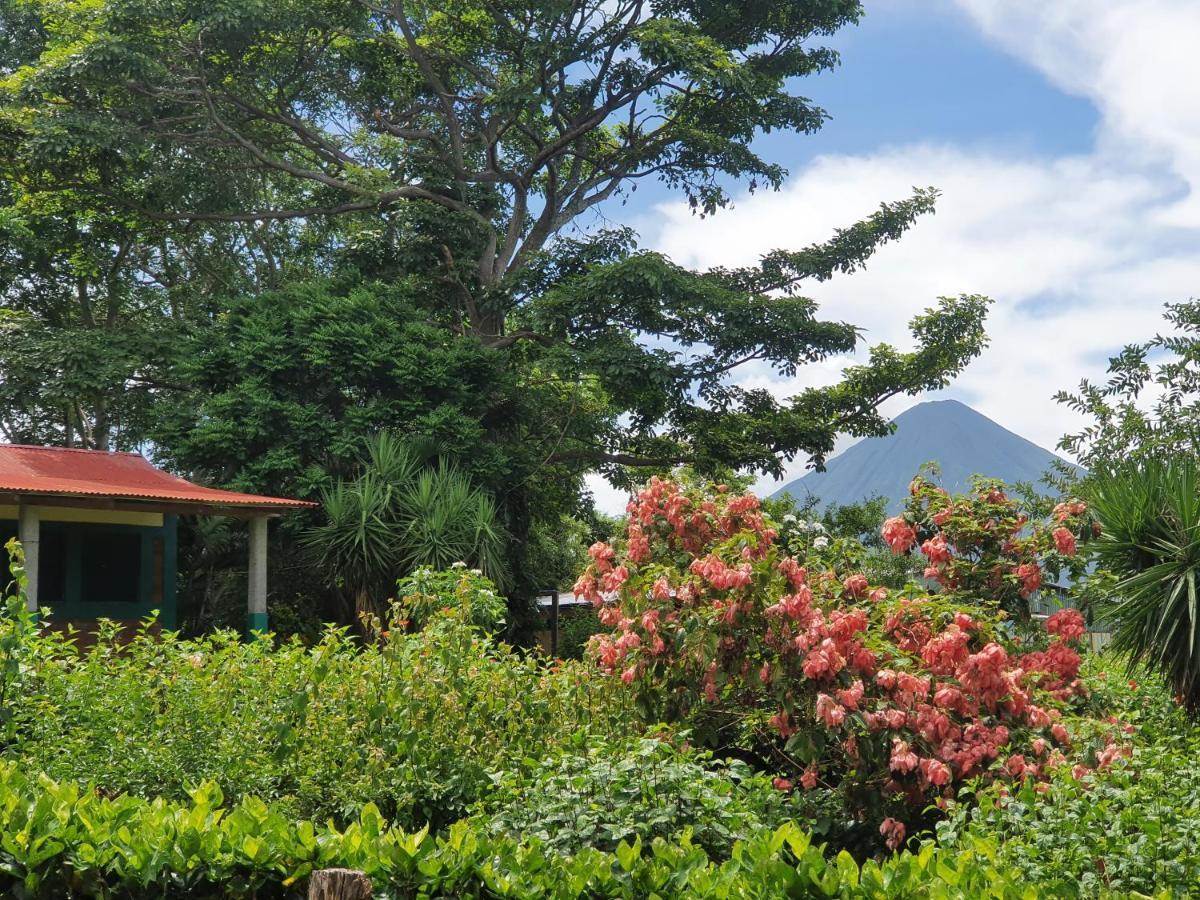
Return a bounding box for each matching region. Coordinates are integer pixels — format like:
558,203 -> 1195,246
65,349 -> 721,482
1052,527 -> 1077,556
921,758 -> 952,786
836,679 -> 865,711
620,666 -> 636,684
842,573 -> 869,599
768,709 -> 796,738
800,763 -> 819,790
1014,562 -> 1042,598
1045,608 -> 1086,641
772,776 -> 793,791
1052,500 -> 1087,522
880,817 -> 907,851
1051,723 -> 1070,744
815,693 -> 846,728
921,533 -> 952,565
881,516 -> 918,554
869,587 -> 889,603
587,541 -> 615,573
889,739 -> 919,774
600,564 -> 629,592
651,576 -> 672,600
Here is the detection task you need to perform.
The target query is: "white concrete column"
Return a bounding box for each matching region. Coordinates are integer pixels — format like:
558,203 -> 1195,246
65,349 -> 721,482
247,515 -> 269,633
17,504 -> 39,612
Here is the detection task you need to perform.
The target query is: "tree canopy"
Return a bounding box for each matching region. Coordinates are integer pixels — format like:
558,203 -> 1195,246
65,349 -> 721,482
2,0 -> 989,480
1058,300 -> 1200,469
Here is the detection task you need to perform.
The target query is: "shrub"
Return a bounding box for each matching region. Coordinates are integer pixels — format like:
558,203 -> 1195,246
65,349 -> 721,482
556,606 -> 603,660
938,656 -> 1200,896
304,432 -> 508,620
0,760 -> 1033,899
395,565 -> 507,632
1085,457 -> 1200,714
9,615 -> 627,828
476,733 -> 806,857
574,476 -> 1106,846
897,475 -> 1090,617
0,539 -> 37,747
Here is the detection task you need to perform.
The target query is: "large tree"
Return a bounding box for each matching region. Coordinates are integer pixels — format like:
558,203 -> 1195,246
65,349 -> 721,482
2,0 -> 990,482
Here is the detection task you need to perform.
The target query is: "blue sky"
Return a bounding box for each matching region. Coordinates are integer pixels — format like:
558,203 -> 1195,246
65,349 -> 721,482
588,0 -> 1200,512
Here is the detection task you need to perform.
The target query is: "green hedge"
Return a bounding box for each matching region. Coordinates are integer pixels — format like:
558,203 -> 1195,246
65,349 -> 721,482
0,762 -> 1038,899
10,617 -> 627,828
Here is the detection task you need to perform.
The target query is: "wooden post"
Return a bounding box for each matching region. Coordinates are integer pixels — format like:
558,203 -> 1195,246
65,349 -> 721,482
247,514 -> 268,635
550,589 -> 560,657
308,868 -> 372,900
17,503 -> 39,613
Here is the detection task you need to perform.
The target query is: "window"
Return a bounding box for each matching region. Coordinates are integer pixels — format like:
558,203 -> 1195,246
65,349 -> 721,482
39,526 -> 68,605
79,530 -> 142,605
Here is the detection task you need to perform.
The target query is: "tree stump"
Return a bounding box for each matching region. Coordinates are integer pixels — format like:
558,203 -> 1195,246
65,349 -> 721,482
308,868 -> 372,900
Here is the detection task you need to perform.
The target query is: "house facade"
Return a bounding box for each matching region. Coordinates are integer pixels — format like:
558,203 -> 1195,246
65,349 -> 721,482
0,445 -> 312,634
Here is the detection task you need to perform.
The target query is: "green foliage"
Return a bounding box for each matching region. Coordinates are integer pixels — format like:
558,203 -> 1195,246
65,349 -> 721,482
0,760 -> 1039,898
939,656 -> 1200,896
556,607 -> 603,661
395,565 -> 506,633
305,433 -> 508,619
1085,457 -> 1200,714
151,281 -> 517,500
0,540 -> 36,746
9,616 -> 626,829
4,0 -> 991,484
1058,299 -> 1200,468
476,734 -> 796,858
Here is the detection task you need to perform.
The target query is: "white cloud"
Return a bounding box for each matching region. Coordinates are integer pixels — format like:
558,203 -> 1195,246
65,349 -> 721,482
953,0 -> 1200,224
586,2 -> 1200,513
640,143 -> 1195,501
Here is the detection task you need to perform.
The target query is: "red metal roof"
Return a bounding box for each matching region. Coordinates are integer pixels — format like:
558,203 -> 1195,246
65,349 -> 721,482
0,445 -> 314,510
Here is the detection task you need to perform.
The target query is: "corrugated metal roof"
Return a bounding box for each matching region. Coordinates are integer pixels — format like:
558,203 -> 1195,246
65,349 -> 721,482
0,445 -> 314,510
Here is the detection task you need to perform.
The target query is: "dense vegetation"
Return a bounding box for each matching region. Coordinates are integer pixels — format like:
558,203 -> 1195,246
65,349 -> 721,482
2,1 -> 1198,896
5,471 -> 1200,896
0,0 -> 991,634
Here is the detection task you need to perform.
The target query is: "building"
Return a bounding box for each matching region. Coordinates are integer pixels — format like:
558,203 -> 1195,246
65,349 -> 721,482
0,445 -> 312,633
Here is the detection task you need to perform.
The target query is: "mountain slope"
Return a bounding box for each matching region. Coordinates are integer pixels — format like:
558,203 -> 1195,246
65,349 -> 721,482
772,400 -> 1075,513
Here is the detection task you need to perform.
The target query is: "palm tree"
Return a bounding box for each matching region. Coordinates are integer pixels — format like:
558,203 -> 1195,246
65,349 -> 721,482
1087,456 -> 1200,715
304,434 -> 507,621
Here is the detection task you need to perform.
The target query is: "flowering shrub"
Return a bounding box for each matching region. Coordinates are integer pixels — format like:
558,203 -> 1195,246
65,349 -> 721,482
575,476 -> 1112,846
394,565 -> 507,633
890,475 -> 1091,616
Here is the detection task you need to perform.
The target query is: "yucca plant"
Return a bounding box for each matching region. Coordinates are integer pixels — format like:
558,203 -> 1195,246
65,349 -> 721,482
304,434 -> 508,621
1087,456 -> 1200,715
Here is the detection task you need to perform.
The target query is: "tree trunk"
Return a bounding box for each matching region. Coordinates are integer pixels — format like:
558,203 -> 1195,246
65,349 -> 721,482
308,868 -> 372,900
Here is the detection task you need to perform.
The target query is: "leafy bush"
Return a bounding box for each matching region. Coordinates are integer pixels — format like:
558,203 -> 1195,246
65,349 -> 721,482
897,475 -> 1090,617
1086,457 -> 1200,714
0,760 -> 1035,899
9,615 -> 626,828
476,733 -> 805,857
395,564 -> 506,632
0,539 -> 36,747
305,432 -> 508,620
556,606 -> 602,660
939,656 -> 1200,896
574,476 -> 1105,846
